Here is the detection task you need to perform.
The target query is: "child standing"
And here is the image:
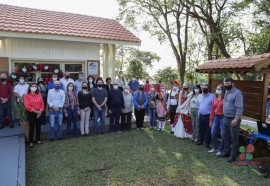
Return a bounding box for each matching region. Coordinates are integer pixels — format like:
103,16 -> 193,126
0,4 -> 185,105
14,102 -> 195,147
148,84 -> 157,128
156,85 -> 168,131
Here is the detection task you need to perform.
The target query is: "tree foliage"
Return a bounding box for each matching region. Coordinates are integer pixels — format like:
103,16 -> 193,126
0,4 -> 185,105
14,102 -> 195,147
154,67 -> 179,87
125,58 -> 148,80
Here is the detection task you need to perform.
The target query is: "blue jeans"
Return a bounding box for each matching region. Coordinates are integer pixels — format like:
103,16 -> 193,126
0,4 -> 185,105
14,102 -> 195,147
223,117 -> 241,158
148,108 -> 156,127
199,114 -> 211,146
66,107 -> 78,138
0,100 -> 13,126
266,102 -> 270,117
49,108 -> 63,139
211,115 -> 224,151
109,108 -> 122,132
93,107 -> 106,133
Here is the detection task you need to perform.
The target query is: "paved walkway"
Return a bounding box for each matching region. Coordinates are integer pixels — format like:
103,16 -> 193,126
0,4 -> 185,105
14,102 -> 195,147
0,115 -> 259,186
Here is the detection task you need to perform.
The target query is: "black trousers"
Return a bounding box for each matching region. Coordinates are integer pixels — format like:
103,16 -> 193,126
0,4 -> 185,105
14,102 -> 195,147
121,111 -> 132,130
28,112 -> 41,143
135,109 -> 145,128
169,105 -> 178,124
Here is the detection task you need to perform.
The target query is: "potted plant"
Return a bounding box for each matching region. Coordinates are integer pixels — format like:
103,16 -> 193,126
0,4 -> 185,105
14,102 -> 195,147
15,96 -> 29,141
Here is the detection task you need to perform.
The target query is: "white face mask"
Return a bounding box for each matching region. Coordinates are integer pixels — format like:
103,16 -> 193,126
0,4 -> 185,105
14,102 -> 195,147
194,89 -> 200,93
216,90 -> 222,95
79,75 -> 84,80
161,88 -> 166,93
30,87 -> 37,92
124,89 -> 129,93
89,79 -> 93,83
52,77 -> 57,81
68,86 -> 73,91
119,74 -> 123,77
151,88 -> 155,91
19,79 -> 25,83
113,85 -> 118,90
132,78 -> 136,81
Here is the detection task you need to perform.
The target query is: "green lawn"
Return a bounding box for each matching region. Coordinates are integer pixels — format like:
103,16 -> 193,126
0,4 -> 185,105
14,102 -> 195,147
26,127 -> 268,186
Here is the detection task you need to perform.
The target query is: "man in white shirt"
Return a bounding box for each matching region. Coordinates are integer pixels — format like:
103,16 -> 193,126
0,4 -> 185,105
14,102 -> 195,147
14,75 -> 29,101
60,71 -> 75,92
75,72 -> 84,95
47,80 -> 65,141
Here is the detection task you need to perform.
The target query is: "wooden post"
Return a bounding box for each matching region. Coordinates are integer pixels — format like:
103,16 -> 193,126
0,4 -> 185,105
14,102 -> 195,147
208,73 -> 212,93
261,72 -> 269,122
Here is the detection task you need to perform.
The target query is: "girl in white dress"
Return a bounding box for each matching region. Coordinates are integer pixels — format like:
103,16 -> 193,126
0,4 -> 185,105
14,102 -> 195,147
174,83 -> 193,138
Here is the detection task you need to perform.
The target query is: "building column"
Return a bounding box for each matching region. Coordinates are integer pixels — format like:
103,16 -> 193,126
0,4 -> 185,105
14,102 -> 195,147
109,44 -> 116,81
103,44 -> 109,80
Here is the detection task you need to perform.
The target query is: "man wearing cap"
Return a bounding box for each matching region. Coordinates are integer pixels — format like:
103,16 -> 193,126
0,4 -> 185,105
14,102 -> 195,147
220,77 -> 243,163
107,81 -> 124,133
167,80 -> 180,134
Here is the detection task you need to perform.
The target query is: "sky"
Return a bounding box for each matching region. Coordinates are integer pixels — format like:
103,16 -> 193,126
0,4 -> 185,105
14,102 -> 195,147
0,0 -> 176,76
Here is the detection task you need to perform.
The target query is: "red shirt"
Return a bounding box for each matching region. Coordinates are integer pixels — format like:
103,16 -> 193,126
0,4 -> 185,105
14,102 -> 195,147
144,83 -> 151,93
24,93 -> 44,112
210,96 -> 224,125
0,82 -> 12,100
156,83 -> 161,93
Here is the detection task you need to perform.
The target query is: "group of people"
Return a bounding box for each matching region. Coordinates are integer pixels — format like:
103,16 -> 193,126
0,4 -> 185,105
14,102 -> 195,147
0,71 -> 243,162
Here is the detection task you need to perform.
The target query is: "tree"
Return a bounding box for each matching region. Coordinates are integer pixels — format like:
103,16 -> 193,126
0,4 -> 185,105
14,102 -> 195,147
154,67 -> 179,88
126,59 -> 148,80
117,0 -> 190,84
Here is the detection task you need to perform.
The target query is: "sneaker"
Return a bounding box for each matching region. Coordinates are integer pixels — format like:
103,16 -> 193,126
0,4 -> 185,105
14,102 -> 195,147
194,139 -> 198,142
141,127 -> 145,129
208,149 -> 217,153
170,131 -> 174,134
195,141 -> 203,145
157,128 -> 161,131
29,143 -> 34,148
216,151 -> 222,156
227,157 -> 236,163
36,141 -> 42,144
191,138 -> 194,141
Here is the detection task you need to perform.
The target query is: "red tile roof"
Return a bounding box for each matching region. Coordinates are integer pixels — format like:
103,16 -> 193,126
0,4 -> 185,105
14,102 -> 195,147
195,53 -> 270,73
0,4 -> 141,43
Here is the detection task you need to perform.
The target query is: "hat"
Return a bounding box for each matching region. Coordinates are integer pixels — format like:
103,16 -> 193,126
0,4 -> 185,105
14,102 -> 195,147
172,80 -> 179,85
160,84 -> 166,89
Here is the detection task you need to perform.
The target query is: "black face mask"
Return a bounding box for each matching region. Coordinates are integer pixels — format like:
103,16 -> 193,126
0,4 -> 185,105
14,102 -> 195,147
183,87 -> 188,91
1,78 -> 6,82
97,84 -> 103,88
146,81 -> 149,84
139,87 -> 144,91
65,76 -> 70,79
225,85 -> 232,91
158,81 -> 162,83
83,86 -> 88,89
202,88 -> 208,93
39,81 -> 44,84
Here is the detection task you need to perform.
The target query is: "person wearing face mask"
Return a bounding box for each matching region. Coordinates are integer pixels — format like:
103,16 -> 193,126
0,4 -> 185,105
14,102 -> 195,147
144,78 -> 151,93
174,83 -> 193,138
189,84 -> 202,142
75,72 -> 84,95
156,85 -> 168,131
221,77 -> 243,163
47,80 -> 65,141
116,71 -> 126,92
107,81 -> 124,133
196,83 -> 214,149
60,71 -> 75,92
0,73 -> 14,129
155,79 -> 162,93
105,77 -> 113,93
208,84 -> 226,156
128,76 -> 139,94
78,82 -> 92,136
133,84 -> 149,129
47,73 -> 64,90
63,83 -> 79,139
148,84 -> 158,129
121,86 -> 133,131
167,80 -> 180,134
24,83 -> 44,148
37,77 -> 48,125
91,78 -> 108,134
87,75 -> 96,91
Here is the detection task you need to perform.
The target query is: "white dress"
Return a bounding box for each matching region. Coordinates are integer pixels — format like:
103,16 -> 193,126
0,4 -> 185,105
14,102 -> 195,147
174,92 -> 192,138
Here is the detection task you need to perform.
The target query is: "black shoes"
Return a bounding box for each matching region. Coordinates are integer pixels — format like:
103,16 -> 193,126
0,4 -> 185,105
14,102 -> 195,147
170,131 -> 174,134
50,139 -> 54,142
195,142 -> 203,145
218,153 -> 230,158
0,125 -> 4,129
227,157 -> 236,163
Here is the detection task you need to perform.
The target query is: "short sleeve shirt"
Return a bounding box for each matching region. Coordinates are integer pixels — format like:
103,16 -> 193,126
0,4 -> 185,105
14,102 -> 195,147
91,88 -> 108,109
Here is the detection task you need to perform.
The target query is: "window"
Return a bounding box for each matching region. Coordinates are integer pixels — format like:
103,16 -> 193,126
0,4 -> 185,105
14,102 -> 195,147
64,64 -> 83,80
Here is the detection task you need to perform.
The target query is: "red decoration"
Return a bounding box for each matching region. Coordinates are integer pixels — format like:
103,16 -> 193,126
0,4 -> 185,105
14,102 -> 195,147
48,67 -> 53,72
59,72 -> 63,77
28,67 -> 33,72
17,71 -> 22,75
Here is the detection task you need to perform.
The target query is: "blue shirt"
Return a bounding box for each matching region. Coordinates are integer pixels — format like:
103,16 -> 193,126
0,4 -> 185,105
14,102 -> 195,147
47,80 -> 64,90
128,80 -> 139,91
47,89 -> 65,108
223,87 -> 243,117
133,91 -> 149,109
198,93 -> 214,115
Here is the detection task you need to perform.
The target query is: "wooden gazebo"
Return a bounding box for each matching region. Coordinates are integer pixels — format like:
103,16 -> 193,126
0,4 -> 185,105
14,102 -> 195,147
196,53 -> 270,123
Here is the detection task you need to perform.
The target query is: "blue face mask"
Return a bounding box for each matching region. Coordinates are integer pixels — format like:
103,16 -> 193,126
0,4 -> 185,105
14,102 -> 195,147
55,85 -> 60,90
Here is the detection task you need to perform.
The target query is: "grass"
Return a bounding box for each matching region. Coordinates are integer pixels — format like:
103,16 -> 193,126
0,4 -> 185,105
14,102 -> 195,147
26,126 -> 269,186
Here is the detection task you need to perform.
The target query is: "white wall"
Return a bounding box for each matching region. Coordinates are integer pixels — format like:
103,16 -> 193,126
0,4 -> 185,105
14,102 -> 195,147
0,37 -> 100,60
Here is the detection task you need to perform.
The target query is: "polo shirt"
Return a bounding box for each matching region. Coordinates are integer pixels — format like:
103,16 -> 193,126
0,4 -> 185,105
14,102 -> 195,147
14,83 -> 29,97
91,87 -> 108,109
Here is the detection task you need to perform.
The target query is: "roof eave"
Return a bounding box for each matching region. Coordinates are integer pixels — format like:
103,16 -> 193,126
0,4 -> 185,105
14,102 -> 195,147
0,31 -> 141,46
